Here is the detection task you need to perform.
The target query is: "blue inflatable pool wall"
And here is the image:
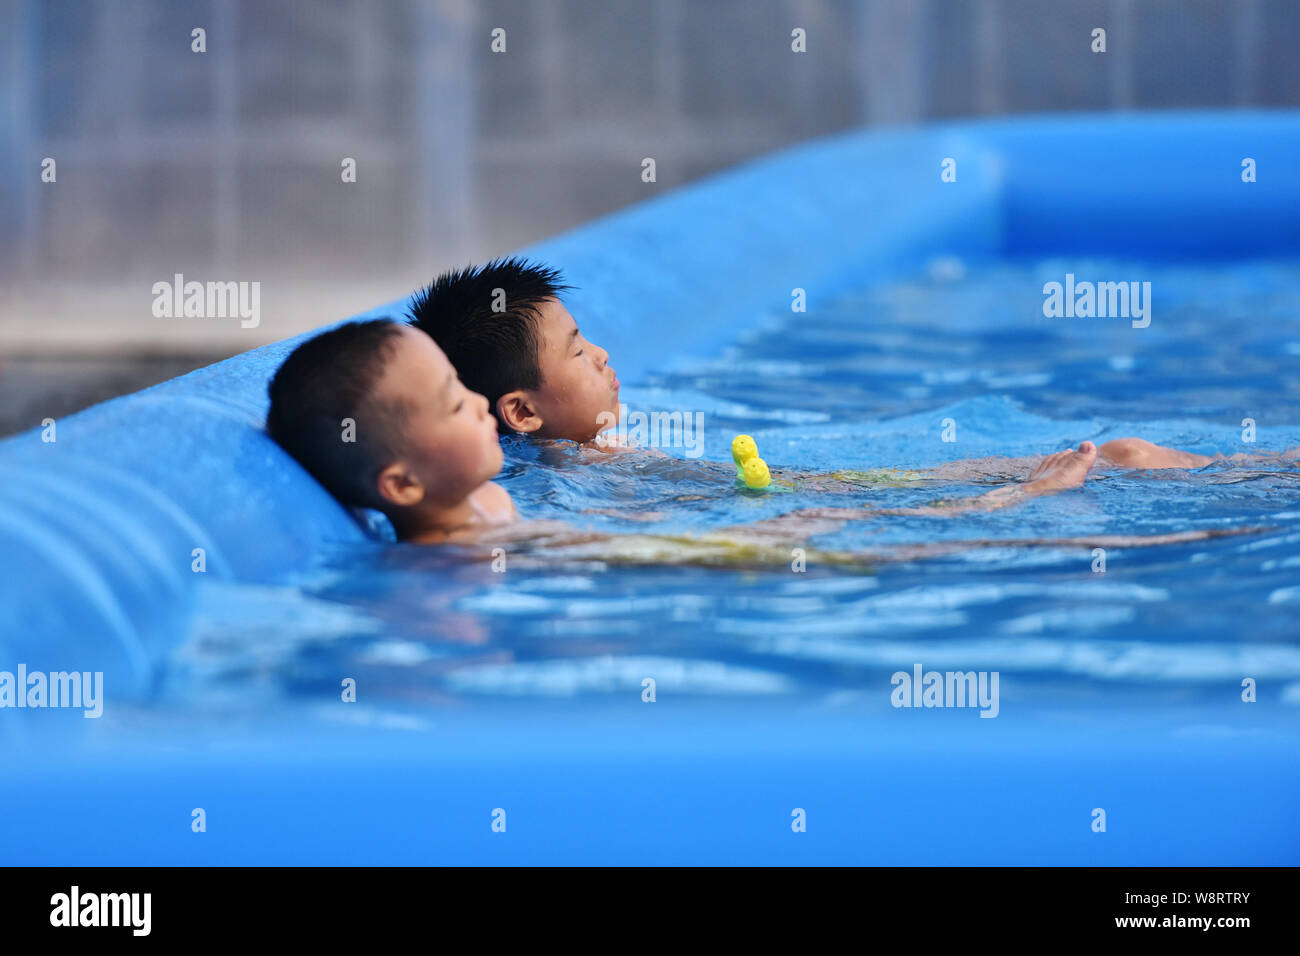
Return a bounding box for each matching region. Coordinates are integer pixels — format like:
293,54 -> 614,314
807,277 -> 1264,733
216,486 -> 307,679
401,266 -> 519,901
2,112 -> 1298,865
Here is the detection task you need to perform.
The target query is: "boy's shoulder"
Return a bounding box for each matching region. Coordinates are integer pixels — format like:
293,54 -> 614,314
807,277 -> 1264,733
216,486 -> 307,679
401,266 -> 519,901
471,481 -> 516,522
587,433 -> 668,457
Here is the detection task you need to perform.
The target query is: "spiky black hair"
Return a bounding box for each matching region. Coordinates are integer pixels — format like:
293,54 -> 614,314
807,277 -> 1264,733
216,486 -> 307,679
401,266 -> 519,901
406,257 -> 571,430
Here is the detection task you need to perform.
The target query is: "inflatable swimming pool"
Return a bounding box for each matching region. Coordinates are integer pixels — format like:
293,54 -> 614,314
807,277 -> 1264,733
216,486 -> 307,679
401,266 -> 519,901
2,112 -> 1298,865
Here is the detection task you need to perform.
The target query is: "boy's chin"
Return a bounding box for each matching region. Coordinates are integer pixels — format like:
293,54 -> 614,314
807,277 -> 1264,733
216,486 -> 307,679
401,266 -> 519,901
595,399 -> 622,436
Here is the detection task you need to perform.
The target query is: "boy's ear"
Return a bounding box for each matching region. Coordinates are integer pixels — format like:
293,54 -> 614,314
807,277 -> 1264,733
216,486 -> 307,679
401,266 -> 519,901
375,462 -> 425,508
497,391 -> 542,434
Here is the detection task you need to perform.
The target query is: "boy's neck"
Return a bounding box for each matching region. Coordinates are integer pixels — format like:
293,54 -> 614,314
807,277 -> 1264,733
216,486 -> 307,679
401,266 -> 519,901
389,495 -> 481,544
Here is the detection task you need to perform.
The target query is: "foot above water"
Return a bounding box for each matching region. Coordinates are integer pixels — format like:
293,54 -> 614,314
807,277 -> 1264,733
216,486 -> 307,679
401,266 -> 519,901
1025,441 -> 1099,492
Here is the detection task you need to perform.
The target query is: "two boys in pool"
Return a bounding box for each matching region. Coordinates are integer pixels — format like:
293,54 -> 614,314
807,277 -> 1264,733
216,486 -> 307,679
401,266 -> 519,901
266,257 -> 1220,549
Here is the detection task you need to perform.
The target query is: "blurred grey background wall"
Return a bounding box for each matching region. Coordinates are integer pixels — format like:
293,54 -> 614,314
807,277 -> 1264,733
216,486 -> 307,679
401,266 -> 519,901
1,0 -> 1298,430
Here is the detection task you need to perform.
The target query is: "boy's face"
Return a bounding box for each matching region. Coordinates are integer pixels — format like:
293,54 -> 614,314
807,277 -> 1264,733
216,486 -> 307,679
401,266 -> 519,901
507,297 -> 620,442
373,326 -> 502,504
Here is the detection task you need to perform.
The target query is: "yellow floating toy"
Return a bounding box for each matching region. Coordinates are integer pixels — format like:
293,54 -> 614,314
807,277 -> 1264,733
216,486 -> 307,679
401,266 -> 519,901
731,434 -> 772,489
732,435 -> 758,469
741,457 -> 771,489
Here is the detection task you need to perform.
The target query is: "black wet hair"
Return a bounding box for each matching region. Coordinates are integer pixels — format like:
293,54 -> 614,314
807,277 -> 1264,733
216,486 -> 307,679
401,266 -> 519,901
406,256 -> 571,431
266,318 -> 409,508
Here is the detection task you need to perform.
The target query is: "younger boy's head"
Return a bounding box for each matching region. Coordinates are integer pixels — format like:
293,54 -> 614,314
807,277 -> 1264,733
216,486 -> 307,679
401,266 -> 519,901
266,319 -> 502,516
407,257 -> 620,443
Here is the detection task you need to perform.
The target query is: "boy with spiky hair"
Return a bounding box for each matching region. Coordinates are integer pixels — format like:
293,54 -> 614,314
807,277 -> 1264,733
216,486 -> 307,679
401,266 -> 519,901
405,257 -> 1221,476
407,257 -> 621,444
